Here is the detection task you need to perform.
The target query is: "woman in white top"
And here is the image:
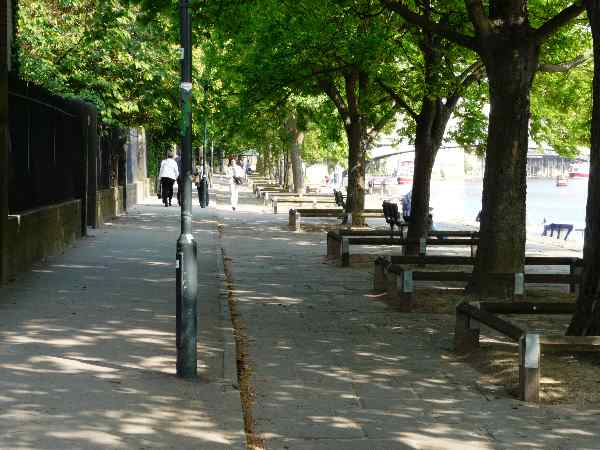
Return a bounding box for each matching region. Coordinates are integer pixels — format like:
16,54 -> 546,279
227,157 -> 244,211
159,151 -> 179,207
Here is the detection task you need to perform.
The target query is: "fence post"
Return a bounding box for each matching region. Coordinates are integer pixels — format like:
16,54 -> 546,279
0,64 -> 8,284
519,333 -> 541,403
397,269 -> 416,311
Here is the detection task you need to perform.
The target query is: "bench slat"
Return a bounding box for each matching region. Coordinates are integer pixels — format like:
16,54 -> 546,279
457,303 -> 525,341
480,302 -> 576,315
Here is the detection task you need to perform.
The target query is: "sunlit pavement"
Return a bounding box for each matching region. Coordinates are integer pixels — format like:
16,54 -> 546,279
213,176 -> 599,450
1,176 -> 597,450
0,192 -> 245,450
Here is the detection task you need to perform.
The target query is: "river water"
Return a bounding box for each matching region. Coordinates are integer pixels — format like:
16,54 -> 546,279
386,177 -> 589,237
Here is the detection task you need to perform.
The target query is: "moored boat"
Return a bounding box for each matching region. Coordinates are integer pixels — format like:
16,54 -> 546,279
568,162 -> 590,178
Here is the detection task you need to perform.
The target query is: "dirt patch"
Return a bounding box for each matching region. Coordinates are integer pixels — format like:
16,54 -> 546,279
220,241 -> 266,450
374,284 -> 600,406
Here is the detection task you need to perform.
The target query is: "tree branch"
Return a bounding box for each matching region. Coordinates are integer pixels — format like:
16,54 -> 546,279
318,78 -> 351,129
538,54 -> 591,73
380,0 -> 478,50
375,78 -> 419,121
534,1 -> 586,44
464,0 -> 491,36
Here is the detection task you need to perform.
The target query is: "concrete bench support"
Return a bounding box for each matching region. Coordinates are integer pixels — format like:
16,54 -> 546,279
519,333 -> 541,403
327,234 -> 342,259
454,309 -> 480,354
341,237 -> 350,267
373,257 -> 388,291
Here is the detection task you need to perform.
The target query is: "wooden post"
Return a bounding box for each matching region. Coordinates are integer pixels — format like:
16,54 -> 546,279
519,333 -> 541,403
273,199 -> 278,214
373,258 -> 387,291
288,209 -> 297,229
264,191 -> 269,206
341,237 -> 350,267
312,199 -> 317,208
454,309 -> 480,353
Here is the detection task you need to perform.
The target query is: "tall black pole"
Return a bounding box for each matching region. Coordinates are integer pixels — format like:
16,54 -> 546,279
176,0 -> 198,378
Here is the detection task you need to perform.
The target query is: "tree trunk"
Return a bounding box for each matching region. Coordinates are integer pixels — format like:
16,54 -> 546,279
345,118 -> 367,226
0,65 -> 8,284
467,41 -> 539,298
406,137 -> 435,248
406,96 -> 449,248
286,115 -> 305,193
284,150 -> 293,192
568,1 -> 600,335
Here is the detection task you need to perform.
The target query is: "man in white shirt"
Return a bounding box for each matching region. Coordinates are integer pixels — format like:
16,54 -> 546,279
159,151 -> 179,207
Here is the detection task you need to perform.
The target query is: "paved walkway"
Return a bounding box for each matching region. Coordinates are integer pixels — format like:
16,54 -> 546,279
0,196 -> 245,450
1,176 -> 599,450
215,177 -> 600,450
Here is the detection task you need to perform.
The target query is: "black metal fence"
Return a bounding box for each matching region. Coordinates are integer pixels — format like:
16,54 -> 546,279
8,76 -> 85,213
8,76 -> 126,214
98,126 -> 126,190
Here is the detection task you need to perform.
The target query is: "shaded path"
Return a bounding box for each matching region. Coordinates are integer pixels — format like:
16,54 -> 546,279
214,184 -> 600,450
0,200 -> 245,450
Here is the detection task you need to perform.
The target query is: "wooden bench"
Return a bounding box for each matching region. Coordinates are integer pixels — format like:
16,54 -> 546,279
254,187 -> 289,199
373,257 -> 583,306
288,208 -> 383,231
265,191 -> 332,206
272,197 -> 338,213
455,301 -> 600,402
327,229 -> 479,259
334,236 -> 479,267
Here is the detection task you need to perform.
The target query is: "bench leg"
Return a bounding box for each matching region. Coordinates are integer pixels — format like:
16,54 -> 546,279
327,235 -> 342,259
513,272 -> 525,301
454,310 -> 480,354
519,333 -> 541,403
470,244 -> 478,259
341,238 -> 350,267
288,210 -> 297,230
373,258 -> 388,291
391,270 -> 416,311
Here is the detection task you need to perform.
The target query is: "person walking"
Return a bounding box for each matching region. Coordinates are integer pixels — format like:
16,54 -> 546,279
159,151 -> 179,207
227,157 -> 244,211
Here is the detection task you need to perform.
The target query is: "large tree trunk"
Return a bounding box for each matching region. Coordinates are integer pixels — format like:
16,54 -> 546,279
568,1 -> 600,336
407,96 -> 450,247
0,64 -> 8,284
467,40 -> 539,298
345,118 -> 367,226
286,115 -> 305,193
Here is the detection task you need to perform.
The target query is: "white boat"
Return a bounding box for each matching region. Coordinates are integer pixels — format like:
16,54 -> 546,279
568,162 -> 590,178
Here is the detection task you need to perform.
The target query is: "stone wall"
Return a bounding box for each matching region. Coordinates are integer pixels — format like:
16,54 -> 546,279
5,200 -> 82,279
95,187 -> 124,227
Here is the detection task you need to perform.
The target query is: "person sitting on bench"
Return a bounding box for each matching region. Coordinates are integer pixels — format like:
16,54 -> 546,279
542,219 -> 573,240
